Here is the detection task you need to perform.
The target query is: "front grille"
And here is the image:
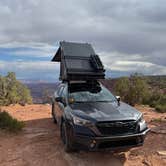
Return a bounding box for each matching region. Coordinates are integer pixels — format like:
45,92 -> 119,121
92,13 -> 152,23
96,120 -> 138,136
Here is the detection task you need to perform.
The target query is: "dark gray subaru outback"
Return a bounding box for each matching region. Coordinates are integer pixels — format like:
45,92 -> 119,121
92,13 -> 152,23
52,80 -> 149,152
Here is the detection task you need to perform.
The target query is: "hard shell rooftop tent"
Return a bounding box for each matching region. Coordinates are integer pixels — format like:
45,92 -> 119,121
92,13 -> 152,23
51,41 -> 105,81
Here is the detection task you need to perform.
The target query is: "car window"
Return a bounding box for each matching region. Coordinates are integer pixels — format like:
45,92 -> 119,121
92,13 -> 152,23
69,85 -> 116,103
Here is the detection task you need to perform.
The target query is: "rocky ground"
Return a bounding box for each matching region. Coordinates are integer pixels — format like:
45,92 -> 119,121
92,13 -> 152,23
0,104 -> 166,166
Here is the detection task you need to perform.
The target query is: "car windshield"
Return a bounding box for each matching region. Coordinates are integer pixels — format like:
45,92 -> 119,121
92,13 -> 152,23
69,85 -> 116,103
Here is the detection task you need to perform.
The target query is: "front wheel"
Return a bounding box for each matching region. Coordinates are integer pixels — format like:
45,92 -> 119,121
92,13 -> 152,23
61,122 -> 74,152
52,102 -> 57,124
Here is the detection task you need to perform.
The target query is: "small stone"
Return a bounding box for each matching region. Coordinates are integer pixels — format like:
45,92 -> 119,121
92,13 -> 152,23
157,151 -> 166,156
142,159 -> 151,166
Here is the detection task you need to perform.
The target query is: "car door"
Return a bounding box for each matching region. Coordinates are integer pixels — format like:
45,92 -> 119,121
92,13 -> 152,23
53,85 -> 64,126
55,85 -> 67,126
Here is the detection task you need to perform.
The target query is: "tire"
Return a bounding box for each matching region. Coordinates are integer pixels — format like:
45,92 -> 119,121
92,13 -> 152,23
61,121 -> 74,152
52,102 -> 57,124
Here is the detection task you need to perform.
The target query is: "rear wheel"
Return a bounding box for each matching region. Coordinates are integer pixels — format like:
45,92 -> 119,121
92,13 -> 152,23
52,102 -> 57,124
61,121 -> 74,152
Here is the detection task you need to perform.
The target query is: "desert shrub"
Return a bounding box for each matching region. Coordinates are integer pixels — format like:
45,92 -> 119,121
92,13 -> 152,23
151,118 -> 162,123
143,89 -> 166,113
42,89 -> 52,104
115,73 -> 149,106
114,73 -> 166,111
0,111 -> 24,132
143,90 -> 161,107
0,72 -> 32,106
17,83 -> 32,105
114,77 -> 130,102
155,104 -> 166,113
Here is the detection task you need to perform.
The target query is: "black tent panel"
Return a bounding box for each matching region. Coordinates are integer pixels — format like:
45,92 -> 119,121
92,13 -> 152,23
52,41 -> 105,81
61,41 -> 95,57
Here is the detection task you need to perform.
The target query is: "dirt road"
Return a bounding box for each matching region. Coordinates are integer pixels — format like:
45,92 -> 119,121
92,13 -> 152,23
0,104 -> 166,166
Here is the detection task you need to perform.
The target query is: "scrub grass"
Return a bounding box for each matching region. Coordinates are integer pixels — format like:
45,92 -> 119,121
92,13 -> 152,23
151,118 -> 166,123
155,104 -> 166,113
0,110 -> 25,132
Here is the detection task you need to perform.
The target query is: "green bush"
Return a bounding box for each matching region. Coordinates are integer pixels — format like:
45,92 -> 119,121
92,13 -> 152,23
108,74 -> 165,112
143,90 -> 166,113
0,72 -> 32,106
115,73 -> 149,106
0,111 -> 25,132
155,104 -> 166,113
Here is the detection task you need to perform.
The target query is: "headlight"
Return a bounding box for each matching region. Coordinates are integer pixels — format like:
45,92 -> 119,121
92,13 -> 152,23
138,115 -> 147,131
73,116 -> 92,126
138,115 -> 145,123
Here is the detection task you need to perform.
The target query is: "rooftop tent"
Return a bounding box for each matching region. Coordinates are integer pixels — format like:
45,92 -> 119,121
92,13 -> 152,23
51,41 -> 105,81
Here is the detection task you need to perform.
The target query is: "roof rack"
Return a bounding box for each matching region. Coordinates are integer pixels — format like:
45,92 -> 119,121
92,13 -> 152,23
51,41 -> 105,81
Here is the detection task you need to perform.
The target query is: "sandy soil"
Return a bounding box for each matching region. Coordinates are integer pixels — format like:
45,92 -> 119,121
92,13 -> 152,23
0,104 -> 166,166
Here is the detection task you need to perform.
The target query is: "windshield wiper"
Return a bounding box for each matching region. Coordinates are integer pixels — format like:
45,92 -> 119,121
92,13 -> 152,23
94,100 -> 115,102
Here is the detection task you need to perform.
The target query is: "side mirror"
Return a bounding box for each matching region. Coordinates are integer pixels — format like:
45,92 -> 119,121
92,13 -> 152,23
55,97 -> 66,106
55,97 -> 63,102
116,96 -> 120,105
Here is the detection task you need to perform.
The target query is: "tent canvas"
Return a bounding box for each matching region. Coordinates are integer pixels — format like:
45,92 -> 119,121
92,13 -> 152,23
52,41 -> 105,81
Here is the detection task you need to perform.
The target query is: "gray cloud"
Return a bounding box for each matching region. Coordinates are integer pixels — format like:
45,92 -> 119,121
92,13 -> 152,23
0,60 -> 60,81
0,0 -> 166,78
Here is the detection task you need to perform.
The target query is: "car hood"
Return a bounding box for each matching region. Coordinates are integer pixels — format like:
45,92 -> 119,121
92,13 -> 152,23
70,101 -> 141,122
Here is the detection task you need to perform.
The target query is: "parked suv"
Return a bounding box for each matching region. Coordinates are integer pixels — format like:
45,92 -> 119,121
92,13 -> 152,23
52,81 -> 149,152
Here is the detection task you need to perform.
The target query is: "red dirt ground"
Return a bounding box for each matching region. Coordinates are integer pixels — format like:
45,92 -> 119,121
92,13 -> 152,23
0,104 -> 166,166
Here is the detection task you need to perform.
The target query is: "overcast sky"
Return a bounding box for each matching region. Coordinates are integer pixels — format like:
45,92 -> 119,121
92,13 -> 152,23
0,0 -> 166,81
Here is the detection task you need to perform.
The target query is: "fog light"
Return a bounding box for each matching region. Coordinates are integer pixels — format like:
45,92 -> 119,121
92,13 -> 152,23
90,140 -> 96,148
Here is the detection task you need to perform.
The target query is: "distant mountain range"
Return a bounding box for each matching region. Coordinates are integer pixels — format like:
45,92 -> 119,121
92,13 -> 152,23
24,75 -> 166,103
25,82 -> 59,103
20,79 -> 57,84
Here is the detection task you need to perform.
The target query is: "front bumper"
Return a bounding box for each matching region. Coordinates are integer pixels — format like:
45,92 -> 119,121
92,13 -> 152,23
73,128 -> 150,151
